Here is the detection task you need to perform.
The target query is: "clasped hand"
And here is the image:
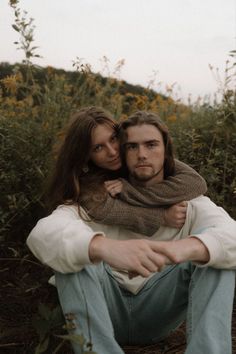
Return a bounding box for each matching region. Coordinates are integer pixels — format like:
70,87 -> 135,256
89,237 -> 209,278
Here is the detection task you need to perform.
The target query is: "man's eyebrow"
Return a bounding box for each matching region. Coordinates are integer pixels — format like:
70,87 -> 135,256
125,139 -> 160,144
145,139 -> 160,143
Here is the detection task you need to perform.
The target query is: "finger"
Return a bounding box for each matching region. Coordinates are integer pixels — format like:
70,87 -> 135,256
105,182 -> 122,192
140,257 -> 158,273
175,205 -> 187,213
178,201 -> 187,207
106,185 -> 120,193
173,217 -> 185,225
176,210 -> 187,217
104,180 -> 120,187
148,241 -> 174,263
149,252 -> 171,269
177,214 -> 186,220
105,184 -> 117,192
105,185 -> 114,193
111,181 -> 123,189
135,265 -> 151,278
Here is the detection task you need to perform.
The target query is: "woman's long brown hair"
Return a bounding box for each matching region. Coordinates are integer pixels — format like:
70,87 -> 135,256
47,106 -> 119,211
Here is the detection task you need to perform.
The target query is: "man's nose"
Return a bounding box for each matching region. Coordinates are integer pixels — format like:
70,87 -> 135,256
137,145 -> 147,159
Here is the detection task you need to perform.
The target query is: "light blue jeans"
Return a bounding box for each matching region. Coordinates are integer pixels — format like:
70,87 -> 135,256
55,263 -> 235,354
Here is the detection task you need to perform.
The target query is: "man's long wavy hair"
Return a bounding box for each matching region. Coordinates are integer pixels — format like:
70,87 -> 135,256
119,111 -> 175,178
47,106 -> 119,210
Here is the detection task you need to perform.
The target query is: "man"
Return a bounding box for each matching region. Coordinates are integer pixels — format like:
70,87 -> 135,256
27,111 -> 236,354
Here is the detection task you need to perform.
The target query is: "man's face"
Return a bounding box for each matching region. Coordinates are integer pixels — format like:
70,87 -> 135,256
124,124 -> 165,185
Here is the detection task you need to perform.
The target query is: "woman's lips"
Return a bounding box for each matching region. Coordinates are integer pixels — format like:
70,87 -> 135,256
110,157 -> 121,164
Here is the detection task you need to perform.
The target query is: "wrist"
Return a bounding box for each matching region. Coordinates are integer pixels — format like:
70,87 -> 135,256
89,234 -> 106,263
188,237 -> 210,263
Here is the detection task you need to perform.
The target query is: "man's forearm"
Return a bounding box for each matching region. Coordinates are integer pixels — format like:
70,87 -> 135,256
155,237 -> 210,265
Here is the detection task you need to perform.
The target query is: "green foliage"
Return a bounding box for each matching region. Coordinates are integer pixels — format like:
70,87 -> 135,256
171,97 -> 236,217
0,112 -> 50,240
170,52 -> 236,218
32,303 -> 97,353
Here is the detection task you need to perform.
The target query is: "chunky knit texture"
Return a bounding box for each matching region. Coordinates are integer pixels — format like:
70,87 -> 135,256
80,160 -> 207,236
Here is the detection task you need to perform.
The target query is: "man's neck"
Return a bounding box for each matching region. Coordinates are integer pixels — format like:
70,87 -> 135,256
129,173 -> 164,187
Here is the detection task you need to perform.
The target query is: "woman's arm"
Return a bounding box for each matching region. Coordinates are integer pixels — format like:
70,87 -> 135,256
82,160 -> 205,235
83,195 -> 166,236
83,191 -> 187,236
26,205 -> 105,273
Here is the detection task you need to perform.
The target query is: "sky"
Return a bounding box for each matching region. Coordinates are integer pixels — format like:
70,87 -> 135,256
1,0 -> 236,102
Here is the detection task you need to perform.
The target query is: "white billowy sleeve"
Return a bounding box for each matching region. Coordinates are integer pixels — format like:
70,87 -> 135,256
26,205 -> 105,273
188,196 -> 236,269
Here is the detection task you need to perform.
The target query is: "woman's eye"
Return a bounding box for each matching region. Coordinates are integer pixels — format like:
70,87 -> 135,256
111,135 -> 118,142
94,145 -> 102,152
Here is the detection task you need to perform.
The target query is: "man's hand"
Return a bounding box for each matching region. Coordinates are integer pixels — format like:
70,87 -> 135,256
89,236 -> 172,277
104,179 -> 123,197
154,237 -> 210,264
164,201 -> 187,228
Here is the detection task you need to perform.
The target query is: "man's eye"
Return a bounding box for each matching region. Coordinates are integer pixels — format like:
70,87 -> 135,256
126,144 -> 137,151
147,142 -> 157,149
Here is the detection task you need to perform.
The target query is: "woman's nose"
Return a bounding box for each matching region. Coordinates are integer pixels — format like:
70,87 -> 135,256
107,144 -> 117,156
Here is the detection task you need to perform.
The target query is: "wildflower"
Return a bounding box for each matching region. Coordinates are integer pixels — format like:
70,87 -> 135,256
167,115 -> 177,122
1,75 -> 18,95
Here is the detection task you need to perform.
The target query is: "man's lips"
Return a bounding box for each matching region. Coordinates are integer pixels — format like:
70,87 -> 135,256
135,164 -> 152,168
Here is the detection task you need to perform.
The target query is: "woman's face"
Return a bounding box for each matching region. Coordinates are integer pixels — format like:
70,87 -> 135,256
89,124 -> 122,170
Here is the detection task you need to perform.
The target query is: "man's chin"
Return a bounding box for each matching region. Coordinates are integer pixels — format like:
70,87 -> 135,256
133,172 -> 152,182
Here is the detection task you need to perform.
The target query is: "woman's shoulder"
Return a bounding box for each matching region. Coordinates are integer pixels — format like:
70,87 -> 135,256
53,203 -> 88,219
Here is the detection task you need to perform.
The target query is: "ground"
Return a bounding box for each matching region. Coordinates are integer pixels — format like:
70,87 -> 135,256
1,242 -> 235,354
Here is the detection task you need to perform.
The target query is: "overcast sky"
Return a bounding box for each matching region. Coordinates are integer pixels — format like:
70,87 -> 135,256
1,0 -> 236,102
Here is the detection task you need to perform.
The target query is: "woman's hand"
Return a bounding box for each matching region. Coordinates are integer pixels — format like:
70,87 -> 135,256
104,179 -> 123,197
164,201 -> 187,228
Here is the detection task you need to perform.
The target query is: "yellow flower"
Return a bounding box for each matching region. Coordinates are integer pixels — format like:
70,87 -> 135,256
1,75 -> 18,95
167,115 -> 177,122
